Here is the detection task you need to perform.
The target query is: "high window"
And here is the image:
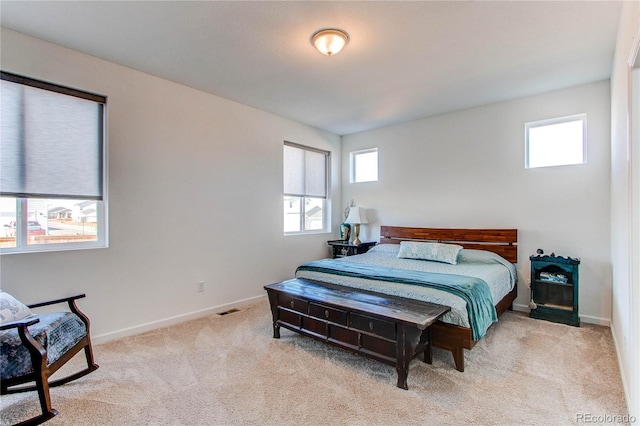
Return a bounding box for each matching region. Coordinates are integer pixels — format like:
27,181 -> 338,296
350,148 -> 378,182
525,114 -> 586,169
0,72 -> 108,254
283,142 -> 329,234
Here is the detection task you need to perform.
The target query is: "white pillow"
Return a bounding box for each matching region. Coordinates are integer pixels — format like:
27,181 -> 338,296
0,291 -> 33,324
397,242 -> 463,264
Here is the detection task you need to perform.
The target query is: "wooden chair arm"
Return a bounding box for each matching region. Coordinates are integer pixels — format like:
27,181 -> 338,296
0,316 -> 47,366
27,293 -> 91,330
0,316 -> 40,331
27,293 -> 86,309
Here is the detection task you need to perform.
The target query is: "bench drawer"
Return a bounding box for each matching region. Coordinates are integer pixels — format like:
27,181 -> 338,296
361,334 -> 396,359
278,293 -> 308,314
303,316 -> 327,336
328,325 -> 358,347
309,303 -> 347,325
278,308 -> 301,328
350,313 -> 396,340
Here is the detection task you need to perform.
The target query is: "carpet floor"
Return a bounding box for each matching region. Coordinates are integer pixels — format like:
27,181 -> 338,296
1,300 -> 628,425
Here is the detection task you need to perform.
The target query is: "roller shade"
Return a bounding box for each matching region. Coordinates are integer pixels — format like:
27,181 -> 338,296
0,73 -> 105,200
283,142 -> 328,199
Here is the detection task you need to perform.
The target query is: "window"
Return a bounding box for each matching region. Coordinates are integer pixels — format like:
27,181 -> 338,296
0,72 -> 107,254
525,114 -> 586,169
283,142 -> 329,234
350,148 -> 378,182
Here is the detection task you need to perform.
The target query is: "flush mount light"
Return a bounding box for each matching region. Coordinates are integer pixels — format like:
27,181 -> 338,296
310,28 -> 350,56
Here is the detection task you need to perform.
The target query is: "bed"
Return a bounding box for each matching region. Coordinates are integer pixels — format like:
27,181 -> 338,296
294,226 -> 518,372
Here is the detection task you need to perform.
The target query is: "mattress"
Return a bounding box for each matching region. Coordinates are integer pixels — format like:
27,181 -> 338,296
295,243 -> 517,334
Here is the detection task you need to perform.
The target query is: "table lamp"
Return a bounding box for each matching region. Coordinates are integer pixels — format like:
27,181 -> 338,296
345,207 -> 369,245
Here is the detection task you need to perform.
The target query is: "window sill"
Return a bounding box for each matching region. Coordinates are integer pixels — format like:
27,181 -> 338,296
284,230 -> 332,237
0,242 -> 108,255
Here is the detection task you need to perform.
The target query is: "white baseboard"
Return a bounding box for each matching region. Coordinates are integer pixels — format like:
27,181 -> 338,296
93,296 -> 612,344
610,322 -> 635,419
91,294 -> 267,345
579,313 -> 611,326
512,303 -> 610,326
512,303 -> 530,313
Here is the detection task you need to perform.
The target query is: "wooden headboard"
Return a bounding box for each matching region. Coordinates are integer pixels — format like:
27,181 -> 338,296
379,226 -> 518,263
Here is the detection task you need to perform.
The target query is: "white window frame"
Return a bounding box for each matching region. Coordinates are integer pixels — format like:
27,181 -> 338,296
350,148 -> 378,183
283,142 -> 330,235
525,114 -> 587,169
0,72 -> 108,254
1,198 -> 108,254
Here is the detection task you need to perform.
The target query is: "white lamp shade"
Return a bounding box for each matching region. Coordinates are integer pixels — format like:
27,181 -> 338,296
345,207 -> 369,224
311,29 -> 349,56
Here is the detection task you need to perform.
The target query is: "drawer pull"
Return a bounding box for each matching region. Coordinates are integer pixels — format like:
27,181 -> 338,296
290,301 -> 295,308
325,309 -> 330,318
369,322 -> 374,331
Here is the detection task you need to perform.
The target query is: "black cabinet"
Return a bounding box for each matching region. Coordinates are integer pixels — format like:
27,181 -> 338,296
529,253 -> 580,326
327,240 -> 376,258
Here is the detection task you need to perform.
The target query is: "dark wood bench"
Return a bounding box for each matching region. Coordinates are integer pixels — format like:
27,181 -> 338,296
264,278 -> 450,389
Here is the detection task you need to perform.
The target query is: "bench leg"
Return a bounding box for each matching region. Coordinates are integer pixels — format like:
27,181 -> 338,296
266,291 -> 281,338
423,327 -> 433,364
273,323 -> 281,339
396,325 -> 422,390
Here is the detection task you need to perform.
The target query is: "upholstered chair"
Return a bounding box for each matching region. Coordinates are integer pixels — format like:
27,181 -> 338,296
0,292 -> 98,425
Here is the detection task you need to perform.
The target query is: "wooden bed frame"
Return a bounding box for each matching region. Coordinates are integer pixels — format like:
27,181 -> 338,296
377,226 -> 518,372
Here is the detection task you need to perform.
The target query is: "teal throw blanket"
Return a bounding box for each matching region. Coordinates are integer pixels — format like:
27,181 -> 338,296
296,259 -> 497,340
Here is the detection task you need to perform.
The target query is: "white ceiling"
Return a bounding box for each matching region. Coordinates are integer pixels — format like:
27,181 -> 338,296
0,1 -> 622,136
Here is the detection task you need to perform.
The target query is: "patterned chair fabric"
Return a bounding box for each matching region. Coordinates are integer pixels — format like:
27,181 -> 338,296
1,312 -> 87,381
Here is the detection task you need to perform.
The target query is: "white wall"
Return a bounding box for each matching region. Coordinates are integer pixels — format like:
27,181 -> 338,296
0,28 -> 341,341
610,1 -> 640,418
342,81 -> 612,324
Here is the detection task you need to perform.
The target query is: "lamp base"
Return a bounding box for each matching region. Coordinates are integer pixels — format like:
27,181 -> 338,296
352,224 -> 361,246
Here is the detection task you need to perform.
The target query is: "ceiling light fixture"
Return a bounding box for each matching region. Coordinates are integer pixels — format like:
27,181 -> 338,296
310,28 -> 349,56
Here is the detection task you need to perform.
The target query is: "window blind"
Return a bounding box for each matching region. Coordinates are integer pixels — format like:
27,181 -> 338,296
0,72 -> 106,200
283,142 -> 328,199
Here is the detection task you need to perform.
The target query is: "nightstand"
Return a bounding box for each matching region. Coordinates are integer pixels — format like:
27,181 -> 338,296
529,253 -> 580,326
327,240 -> 376,258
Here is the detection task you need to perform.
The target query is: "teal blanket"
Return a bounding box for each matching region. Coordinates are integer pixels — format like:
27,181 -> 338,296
296,259 -> 497,340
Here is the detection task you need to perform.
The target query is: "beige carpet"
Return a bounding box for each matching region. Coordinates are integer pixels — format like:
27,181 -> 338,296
1,300 -> 628,425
